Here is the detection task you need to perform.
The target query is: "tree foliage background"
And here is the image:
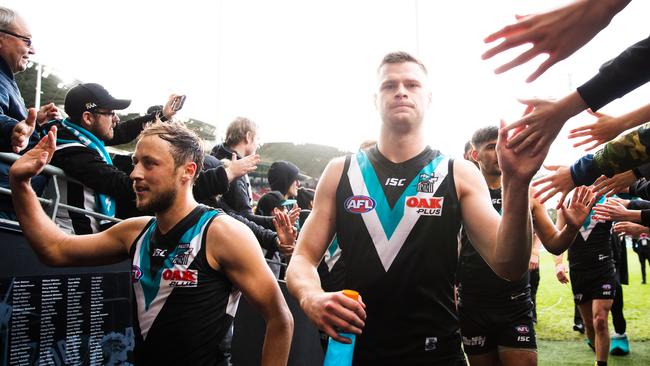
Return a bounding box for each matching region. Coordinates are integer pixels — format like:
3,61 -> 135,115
16,62 -> 347,180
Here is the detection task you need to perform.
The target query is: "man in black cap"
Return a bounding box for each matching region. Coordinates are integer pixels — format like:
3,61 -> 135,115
42,83 -> 226,234
255,190 -> 297,217
268,160 -> 301,200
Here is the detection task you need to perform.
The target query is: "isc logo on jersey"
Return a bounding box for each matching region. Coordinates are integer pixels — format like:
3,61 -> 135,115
162,269 -> 198,287
345,195 -> 376,214
406,196 -> 444,216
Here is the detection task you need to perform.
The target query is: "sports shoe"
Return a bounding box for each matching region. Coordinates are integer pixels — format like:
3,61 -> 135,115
610,333 -> 630,356
573,323 -> 585,334
586,338 -> 595,352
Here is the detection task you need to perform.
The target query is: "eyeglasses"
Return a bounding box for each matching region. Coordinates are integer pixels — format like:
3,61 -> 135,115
92,110 -> 116,117
0,29 -> 32,47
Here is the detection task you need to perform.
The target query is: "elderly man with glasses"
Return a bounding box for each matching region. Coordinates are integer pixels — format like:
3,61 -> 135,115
0,6 -> 60,219
0,6 -> 59,152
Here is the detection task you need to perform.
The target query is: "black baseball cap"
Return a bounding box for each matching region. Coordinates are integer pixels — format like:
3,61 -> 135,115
64,83 -> 131,122
255,191 -> 297,216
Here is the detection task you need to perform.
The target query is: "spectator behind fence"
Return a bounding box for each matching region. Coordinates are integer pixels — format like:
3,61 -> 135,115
267,160 -> 302,228
202,155 -> 296,258
268,160 -> 300,199
0,6 -> 60,219
41,83 -> 230,234
211,117 -> 275,228
296,187 -> 314,228
255,190 -> 296,217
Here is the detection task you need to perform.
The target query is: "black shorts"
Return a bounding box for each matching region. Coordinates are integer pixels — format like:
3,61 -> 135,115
458,300 -> 536,355
570,270 -> 617,304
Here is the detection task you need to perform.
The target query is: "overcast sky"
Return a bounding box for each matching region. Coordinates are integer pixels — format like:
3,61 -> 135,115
6,0 -> 650,166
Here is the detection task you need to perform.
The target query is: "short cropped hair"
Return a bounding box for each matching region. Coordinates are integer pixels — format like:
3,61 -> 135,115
378,51 -> 428,75
471,126 -> 499,150
0,7 -> 17,31
224,116 -> 257,147
139,121 -> 204,181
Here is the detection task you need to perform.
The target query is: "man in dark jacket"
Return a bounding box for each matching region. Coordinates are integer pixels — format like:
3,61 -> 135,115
211,116 -> 273,227
43,83 -> 228,234
0,6 -> 59,218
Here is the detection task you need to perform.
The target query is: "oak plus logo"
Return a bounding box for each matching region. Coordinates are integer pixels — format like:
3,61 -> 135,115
406,196 -> 444,216
344,195 -> 376,214
162,269 -> 198,288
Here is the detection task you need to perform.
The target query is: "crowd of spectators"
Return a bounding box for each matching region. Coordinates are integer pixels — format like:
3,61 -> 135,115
5,0 -> 650,364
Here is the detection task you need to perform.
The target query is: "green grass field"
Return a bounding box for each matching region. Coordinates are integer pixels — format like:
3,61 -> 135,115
536,248 -> 650,364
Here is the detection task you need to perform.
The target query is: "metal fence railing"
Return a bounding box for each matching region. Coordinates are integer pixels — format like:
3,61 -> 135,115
0,152 -> 288,274
0,152 -> 122,230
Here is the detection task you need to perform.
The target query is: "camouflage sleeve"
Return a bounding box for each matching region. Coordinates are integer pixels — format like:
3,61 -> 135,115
593,123 -> 650,177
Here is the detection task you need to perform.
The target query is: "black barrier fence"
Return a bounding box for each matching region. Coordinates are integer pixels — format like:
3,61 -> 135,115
0,153 -> 323,365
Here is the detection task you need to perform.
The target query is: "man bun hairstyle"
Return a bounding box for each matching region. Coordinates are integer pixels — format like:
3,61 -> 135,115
139,121 -> 204,181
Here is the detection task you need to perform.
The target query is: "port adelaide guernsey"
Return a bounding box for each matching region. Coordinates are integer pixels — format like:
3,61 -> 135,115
130,205 -> 241,366
335,146 -> 464,364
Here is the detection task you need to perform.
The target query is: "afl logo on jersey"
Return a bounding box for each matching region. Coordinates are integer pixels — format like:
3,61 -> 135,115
132,265 -> 142,283
344,195 -> 376,214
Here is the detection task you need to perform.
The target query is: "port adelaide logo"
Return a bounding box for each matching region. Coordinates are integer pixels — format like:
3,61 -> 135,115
345,195 -> 376,214
416,172 -> 438,193
407,172 -> 444,216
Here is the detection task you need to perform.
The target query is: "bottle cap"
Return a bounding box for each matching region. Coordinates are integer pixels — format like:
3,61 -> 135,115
342,289 -> 359,301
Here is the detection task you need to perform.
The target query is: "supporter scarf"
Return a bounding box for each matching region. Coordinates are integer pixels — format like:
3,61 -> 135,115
58,119 -> 116,218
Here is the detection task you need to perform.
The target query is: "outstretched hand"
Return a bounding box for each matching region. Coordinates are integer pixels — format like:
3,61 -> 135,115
592,197 -> 635,222
532,165 -> 575,208
273,210 -> 297,258
502,98 -> 571,156
497,119 -> 547,183
613,221 -> 649,238
592,171 -> 636,197
9,126 -> 57,182
482,0 -> 625,82
559,185 -> 596,229
568,110 -> 626,151
225,153 -> 260,182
